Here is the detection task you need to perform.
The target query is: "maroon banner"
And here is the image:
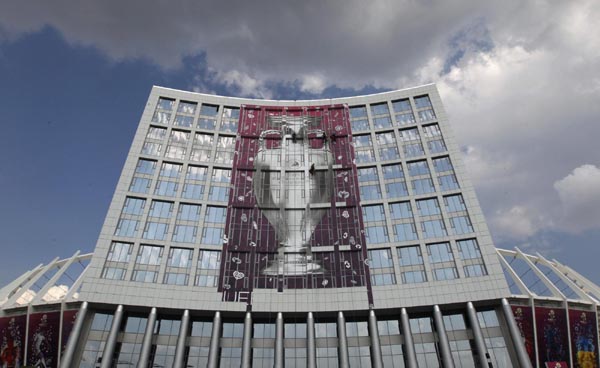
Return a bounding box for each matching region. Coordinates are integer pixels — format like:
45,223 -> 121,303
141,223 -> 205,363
569,309 -> 598,368
60,310 -> 78,356
0,314 -> 26,368
536,306 -> 570,366
512,305 -> 536,365
219,105 -> 371,305
28,312 -> 60,368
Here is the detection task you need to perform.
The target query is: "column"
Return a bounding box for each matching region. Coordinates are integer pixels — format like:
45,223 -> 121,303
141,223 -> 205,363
137,307 -> 157,368
307,312 -> 317,368
59,301 -> 88,368
173,309 -> 190,368
337,311 -> 350,368
368,309 -> 384,368
501,299 -> 533,368
433,305 -> 454,368
207,312 -> 222,368
100,304 -> 125,368
466,302 -> 489,368
275,312 -> 285,368
241,312 -> 252,368
400,308 -> 417,368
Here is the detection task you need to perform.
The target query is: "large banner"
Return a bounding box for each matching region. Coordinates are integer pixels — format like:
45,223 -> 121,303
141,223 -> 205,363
219,105 -> 372,305
27,312 -> 60,368
569,309 -> 598,368
0,314 -> 26,368
60,310 -> 78,356
511,305 -> 536,365
536,306 -> 570,366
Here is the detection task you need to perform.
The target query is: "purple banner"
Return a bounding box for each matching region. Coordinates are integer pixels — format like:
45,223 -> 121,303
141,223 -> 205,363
219,105 -> 372,305
60,310 -> 78,356
569,309 -> 598,368
512,305 -> 536,365
27,312 -> 60,368
536,306 -> 570,366
0,314 -> 26,368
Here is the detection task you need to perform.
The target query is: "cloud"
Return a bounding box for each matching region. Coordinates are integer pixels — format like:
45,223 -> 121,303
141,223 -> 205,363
554,165 -> 600,233
2,0 -> 600,250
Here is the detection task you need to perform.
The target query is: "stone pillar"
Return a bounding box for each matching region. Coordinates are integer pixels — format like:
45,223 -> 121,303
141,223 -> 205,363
501,299 -> 533,368
337,311 -> 350,368
100,304 -> 124,368
466,302 -> 489,368
59,301 -> 88,368
241,312 -> 253,368
275,312 -> 285,368
433,305 -> 454,368
400,308 -> 417,368
137,307 -> 157,368
368,309 -> 384,368
307,312 -> 317,368
173,309 -> 190,368
207,312 -> 222,368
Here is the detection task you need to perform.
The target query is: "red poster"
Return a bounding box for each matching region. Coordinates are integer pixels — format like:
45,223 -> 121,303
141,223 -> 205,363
219,105 -> 372,305
27,312 -> 60,368
569,309 -> 598,368
536,307 -> 570,366
0,314 -> 26,368
511,305 -> 536,365
60,310 -> 78,356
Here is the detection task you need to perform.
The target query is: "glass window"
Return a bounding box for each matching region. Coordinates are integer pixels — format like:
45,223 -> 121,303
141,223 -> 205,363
200,104 -> 219,116
157,97 -> 174,110
187,165 -> 208,181
350,106 -> 367,118
177,101 -> 197,114
204,206 -> 226,223
382,164 -> 404,179
201,227 -> 223,245
135,159 -> 156,175
359,184 -> 382,200
414,95 -> 432,109
477,310 -> 500,328
222,322 -> 244,338
136,245 -> 163,265
368,248 -> 394,268
155,180 -> 179,197
449,216 -> 474,235
389,201 -> 413,219
438,174 -> 459,191
365,226 -> 389,244
147,126 -> 167,140
212,168 -> 231,183
412,178 -> 436,195
416,198 -> 441,216
421,220 -> 447,238
397,246 -> 424,266
122,197 -> 145,215
284,323 -> 307,338
394,223 -> 418,241
143,222 -> 168,240
380,146 -> 401,161
167,247 -> 192,268
433,267 -> 459,281
191,321 -> 213,337
427,242 -> 454,263
160,162 -> 182,178
444,195 -> 466,213
432,157 -> 454,173
315,322 -> 337,338
174,114 -> 194,128
374,116 -> 393,129
385,182 -> 409,198
208,186 -> 229,202
115,219 -> 139,237
392,99 -> 412,113
106,242 -> 132,262
362,205 -> 386,222
152,111 -> 171,124
352,119 -> 370,131
149,200 -> 173,219
354,134 -> 372,148
443,314 -> 467,331
177,203 -> 201,221
222,107 -> 240,119
130,177 -> 151,193
358,167 -> 379,182
456,239 -> 482,260
253,323 -> 276,338
371,102 -> 390,116
141,142 -> 162,156
408,161 -> 430,176
172,225 -> 197,243
198,250 -> 221,269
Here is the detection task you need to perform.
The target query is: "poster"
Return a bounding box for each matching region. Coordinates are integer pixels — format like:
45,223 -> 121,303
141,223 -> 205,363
511,305 -> 536,365
569,309 -> 598,368
60,310 -> 78,356
536,307 -> 570,366
27,312 -> 60,368
0,314 -> 26,368
219,105 -> 372,305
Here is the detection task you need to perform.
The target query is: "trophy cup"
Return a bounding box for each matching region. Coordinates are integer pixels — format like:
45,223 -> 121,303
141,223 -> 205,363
253,114 -> 333,275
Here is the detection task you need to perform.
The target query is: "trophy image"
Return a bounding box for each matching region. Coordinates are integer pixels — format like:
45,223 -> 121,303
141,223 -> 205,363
253,114 -> 333,276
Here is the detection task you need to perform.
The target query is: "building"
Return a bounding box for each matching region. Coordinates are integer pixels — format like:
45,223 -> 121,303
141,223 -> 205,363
1,84 -> 599,368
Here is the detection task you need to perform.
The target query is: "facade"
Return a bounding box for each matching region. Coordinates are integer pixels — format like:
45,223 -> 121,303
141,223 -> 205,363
0,84 -> 598,368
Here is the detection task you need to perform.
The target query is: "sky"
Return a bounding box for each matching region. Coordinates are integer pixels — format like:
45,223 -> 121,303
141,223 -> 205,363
1,0 -> 599,287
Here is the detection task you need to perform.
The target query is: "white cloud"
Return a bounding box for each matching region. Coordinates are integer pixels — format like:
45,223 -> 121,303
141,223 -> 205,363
554,165 -> 600,233
2,0 -> 600,247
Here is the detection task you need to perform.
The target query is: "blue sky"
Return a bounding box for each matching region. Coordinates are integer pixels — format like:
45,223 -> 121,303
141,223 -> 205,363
1,0 -> 600,287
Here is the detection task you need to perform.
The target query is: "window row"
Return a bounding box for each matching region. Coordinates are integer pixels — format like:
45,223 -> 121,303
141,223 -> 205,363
154,97 -> 239,132
349,95 -> 437,132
